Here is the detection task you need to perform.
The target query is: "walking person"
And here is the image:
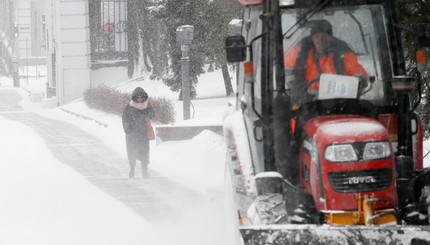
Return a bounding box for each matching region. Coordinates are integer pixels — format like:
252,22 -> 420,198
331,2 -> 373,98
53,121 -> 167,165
122,87 -> 155,178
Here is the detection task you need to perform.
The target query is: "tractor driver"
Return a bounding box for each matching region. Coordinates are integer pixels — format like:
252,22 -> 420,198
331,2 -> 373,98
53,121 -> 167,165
284,20 -> 369,108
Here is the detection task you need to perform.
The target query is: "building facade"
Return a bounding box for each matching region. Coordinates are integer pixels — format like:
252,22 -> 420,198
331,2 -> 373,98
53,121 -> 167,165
0,0 -> 46,77
1,0 -> 130,105
46,0 -> 91,104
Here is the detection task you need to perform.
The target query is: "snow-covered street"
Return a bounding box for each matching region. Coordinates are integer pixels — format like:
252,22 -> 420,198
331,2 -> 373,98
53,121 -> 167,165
0,74 -> 233,245
1,64 -> 430,245
2,1 -> 430,244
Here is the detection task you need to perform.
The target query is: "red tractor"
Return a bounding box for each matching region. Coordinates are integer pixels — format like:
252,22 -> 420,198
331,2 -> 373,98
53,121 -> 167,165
223,0 -> 430,244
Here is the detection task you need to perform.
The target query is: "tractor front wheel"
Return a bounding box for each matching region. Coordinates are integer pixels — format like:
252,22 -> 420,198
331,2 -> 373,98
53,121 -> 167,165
418,185 -> 430,225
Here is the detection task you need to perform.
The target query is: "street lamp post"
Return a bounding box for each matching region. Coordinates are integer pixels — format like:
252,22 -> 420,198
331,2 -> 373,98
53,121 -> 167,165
12,57 -> 19,87
176,25 -> 194,120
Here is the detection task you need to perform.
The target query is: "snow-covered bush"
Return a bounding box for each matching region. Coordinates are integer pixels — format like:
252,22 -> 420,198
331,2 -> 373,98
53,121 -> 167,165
83,86 -> 175,124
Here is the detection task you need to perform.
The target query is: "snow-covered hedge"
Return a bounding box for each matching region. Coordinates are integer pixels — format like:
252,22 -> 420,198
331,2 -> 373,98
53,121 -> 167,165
83,86 -> 175,124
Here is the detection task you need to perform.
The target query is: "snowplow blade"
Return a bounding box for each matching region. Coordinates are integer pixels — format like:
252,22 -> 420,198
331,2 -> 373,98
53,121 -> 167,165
240,224 -> 430,245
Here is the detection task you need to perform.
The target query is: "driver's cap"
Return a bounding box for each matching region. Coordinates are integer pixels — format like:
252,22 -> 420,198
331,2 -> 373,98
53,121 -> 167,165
311,20 -> 333,36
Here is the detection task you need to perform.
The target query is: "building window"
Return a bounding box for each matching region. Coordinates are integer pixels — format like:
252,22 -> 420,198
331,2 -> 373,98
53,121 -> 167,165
41,14 -> 46,47
90,0 -> 128,65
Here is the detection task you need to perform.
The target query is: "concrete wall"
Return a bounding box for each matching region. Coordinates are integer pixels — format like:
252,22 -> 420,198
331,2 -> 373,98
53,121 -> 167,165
0,0 -> 47,79
0,0 -> 13,44
14,0 -> 31,59
0,0 -> 13,76
12,0 -> 46,63
31,1 -> 47,57
47,0 -> 90,104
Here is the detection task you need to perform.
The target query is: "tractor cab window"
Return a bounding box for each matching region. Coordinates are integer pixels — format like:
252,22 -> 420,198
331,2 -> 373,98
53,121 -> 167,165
282,5 -> 391,107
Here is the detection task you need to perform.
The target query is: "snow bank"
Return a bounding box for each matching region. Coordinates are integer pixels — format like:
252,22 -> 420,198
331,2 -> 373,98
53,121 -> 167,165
0,116 -> 169,245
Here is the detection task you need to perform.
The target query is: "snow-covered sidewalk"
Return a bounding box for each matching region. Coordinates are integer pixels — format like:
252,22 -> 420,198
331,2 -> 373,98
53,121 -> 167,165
0,73 -> 233,245
0,114 -> 169,245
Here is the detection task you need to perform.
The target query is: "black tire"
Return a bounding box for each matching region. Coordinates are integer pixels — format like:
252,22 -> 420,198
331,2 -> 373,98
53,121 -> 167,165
418,185 -> 430,225
252,193 -> 289,225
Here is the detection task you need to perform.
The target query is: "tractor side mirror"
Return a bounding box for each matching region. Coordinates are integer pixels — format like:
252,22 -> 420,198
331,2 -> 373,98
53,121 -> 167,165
225,35 -> 247,63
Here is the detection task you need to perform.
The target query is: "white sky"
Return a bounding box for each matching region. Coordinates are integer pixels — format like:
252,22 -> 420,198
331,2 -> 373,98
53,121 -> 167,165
1,65 -> 429,244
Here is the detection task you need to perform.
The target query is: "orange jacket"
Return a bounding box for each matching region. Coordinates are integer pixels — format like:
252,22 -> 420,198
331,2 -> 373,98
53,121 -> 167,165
284,38 -> 368,91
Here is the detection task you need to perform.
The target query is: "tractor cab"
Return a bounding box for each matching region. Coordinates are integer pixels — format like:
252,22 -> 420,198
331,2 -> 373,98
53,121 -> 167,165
224,0 -> 430,244
278,3 -> 427,205
226,0 -> 429,178
282,3 -> 399,141
278,4 -> 404,216
283,4 -> 388,107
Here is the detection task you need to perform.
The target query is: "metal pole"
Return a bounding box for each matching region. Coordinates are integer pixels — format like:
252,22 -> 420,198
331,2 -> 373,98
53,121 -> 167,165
176,25 -> 193,120
181,45 -> 190,120
36,54 -> 38,79
26,37 -> 28,84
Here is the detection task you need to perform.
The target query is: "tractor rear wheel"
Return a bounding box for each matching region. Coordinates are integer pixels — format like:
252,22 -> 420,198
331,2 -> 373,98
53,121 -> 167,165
418,185 -> 430,225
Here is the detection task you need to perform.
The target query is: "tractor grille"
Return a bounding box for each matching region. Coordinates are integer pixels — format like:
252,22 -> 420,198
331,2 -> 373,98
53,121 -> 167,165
328,168 -> 392,193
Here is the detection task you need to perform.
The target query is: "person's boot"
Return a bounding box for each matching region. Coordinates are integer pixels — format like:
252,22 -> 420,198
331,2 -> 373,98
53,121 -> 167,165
129,167 -> 135,179
142,164 -> 150,178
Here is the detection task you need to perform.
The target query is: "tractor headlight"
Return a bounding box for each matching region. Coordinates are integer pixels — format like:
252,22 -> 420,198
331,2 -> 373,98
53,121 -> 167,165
324,144 -> 357,162
362,142 -> 391,160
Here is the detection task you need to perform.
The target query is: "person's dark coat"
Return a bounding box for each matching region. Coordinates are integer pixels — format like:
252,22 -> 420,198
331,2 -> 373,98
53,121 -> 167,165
122,87 -> 154,165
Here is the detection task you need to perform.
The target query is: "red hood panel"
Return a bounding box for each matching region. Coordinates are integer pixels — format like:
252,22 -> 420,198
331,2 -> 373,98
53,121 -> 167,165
301,115 -> 395,211
237,0 -> 264,5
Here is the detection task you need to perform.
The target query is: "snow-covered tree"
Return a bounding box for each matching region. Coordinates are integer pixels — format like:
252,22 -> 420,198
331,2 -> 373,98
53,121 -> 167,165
204,0 -> 242,96
155,0 -> 207,99
396,0 -> 430,139
127,0 -> 241,98
127,1 -> 168,78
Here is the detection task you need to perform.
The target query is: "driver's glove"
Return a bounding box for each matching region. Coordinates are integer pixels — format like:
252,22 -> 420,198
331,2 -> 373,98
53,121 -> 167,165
358,77 -> 369,91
